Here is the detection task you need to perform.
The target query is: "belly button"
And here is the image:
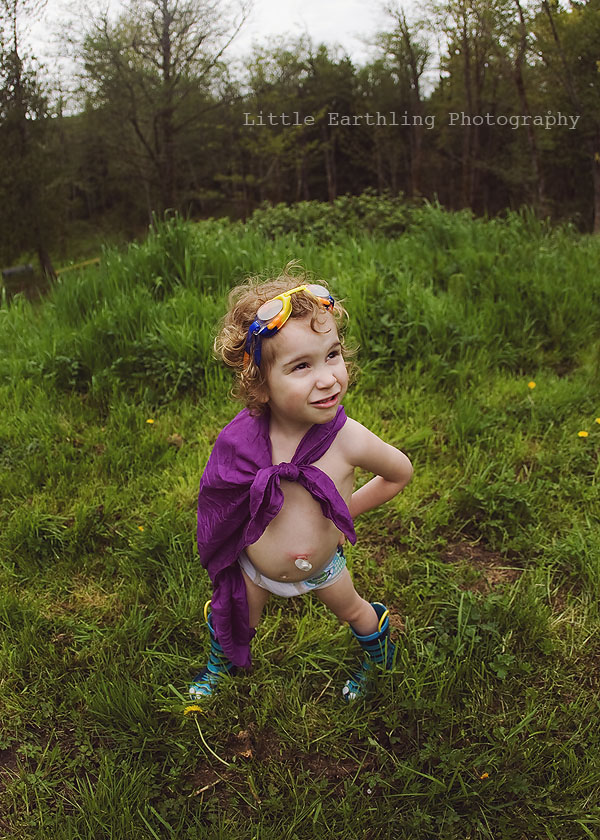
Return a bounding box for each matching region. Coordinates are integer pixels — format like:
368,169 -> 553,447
294,556 -> 313,571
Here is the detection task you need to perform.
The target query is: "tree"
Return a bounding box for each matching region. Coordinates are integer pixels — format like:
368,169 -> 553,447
510,0 -> 545,211
379,5 -> 430,196
535,0 -> 600,231
353,60 -> 403,194
80,0 -> 250,216
302,45 -> 358,201
232,40 -> 360,206
0,0 -> 56,273
239,40 -> 314,204
433,0 -> 510,207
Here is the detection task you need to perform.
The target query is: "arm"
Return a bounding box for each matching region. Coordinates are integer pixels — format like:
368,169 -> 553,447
343,419 -> 413,520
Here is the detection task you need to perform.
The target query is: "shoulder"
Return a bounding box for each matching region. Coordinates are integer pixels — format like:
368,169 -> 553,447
337,416 -> 413,481
221,407 -> 254,433
337,417 -> 379,464
202,409 -> 270,486
206,409 -> 268,471
216,408 -> 263,447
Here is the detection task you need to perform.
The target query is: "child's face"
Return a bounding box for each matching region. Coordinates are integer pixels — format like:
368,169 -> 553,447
264,312 -> 348,432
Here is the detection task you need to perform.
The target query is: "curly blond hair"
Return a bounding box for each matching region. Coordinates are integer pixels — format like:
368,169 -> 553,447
215,265 -> 357,414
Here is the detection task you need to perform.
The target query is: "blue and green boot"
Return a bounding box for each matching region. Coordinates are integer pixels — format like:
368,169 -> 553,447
188,602 -> 237,700
342,602 -> 396,703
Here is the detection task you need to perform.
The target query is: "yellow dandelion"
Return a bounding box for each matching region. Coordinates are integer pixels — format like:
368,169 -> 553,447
596,418 -> 600,425
578,431 -> 589,438
479,772 -> 489,780
138,525 -> 145,531
183,705 -> 205,716
527,381 -> 536,389
146,418 -> 155,424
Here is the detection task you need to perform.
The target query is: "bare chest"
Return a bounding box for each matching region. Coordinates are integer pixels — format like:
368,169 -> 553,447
269,432 -> 352,488
244,430 -> 354,581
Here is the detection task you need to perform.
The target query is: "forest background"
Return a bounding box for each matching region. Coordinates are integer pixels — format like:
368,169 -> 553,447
1,0 -> 600,278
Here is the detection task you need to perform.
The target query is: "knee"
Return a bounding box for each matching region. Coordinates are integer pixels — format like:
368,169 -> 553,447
338,595 -> 372,627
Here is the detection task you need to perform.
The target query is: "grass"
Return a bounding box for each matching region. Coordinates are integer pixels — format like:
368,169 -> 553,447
1,204 -> 600,838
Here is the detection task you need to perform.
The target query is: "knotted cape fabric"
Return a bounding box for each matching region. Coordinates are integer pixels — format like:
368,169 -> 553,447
197,405 -> 356,667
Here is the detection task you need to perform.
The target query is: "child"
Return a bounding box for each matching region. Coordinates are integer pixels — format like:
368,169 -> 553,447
192,269 -> 413,703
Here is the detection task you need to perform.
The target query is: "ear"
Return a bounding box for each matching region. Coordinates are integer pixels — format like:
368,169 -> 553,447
256,383 -> 270,405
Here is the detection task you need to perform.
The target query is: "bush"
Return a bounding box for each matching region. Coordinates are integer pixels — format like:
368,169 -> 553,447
245,189 -> 412,242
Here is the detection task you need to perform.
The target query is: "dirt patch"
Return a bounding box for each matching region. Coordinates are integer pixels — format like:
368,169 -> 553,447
0,745 -> 19,795
550,587 -> 569,613
553,358 -> 577,378
186,724 -> 380,811
226,724 -> 378,775
388,613 -> 405,633
357,512 -> 413,567
370,534 -> 412,567
442,541 -> 522,594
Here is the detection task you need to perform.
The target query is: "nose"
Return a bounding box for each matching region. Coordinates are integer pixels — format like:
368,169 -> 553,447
316,367 -> 337,389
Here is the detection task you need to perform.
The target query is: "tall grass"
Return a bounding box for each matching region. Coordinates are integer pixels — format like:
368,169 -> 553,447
2,205 -> 598,404
1,203 -> 599,838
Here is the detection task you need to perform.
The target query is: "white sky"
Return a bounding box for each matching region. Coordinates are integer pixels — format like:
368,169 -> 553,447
232,0 -> 390,63
29,0 -> 394,74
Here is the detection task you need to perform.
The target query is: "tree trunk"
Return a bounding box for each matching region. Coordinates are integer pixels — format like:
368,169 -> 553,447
393,10 -> 427,197
295,149 -> 309,201
159,1 -> 176,211
541,0 -> 597,230
592,130 -> 600,234
410,123 -> 423,197
161,108 -> 176,211
32,218 -> 55,279
322,124 -> 337,202
513,0 -> 545,212
461,18 -> 473,208
36,241 -> 56,280
375,137 -> 384,193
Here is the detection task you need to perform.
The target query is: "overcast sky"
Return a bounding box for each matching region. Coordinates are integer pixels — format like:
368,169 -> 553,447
231,0 -> 390,63
29,0 -> 394,73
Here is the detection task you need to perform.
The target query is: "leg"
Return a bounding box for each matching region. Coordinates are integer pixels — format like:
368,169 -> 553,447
189,569 -> 269,702
188,608 -> 238,701
313,568 -> 378,635
241,566 -> 271,629
315,569 -> 395,703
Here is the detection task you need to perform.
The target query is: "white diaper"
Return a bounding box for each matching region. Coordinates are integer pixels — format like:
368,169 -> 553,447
238,547 -> 346,597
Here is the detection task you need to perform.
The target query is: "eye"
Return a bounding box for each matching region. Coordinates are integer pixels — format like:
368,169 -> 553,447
328,349 -> 341,360
293,362 -> 309,371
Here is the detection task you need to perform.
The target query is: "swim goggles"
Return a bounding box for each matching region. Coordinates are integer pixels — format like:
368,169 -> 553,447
243,284 -> 334,367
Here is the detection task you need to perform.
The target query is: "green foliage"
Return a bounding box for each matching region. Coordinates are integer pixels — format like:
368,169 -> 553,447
1,207 -> 600,838
245,189 -> 411,242
3,203 -> 600,404
0,23 -> 58,267
7,0 -> 600,268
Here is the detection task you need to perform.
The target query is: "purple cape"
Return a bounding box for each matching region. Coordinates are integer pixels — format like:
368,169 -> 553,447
196,405 -> 356,667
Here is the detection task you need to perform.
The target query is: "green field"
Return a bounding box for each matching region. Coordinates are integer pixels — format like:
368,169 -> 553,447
1,201 -> 600,839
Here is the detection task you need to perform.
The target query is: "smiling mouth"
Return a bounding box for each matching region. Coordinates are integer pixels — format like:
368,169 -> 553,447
311,393 -> 340,406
